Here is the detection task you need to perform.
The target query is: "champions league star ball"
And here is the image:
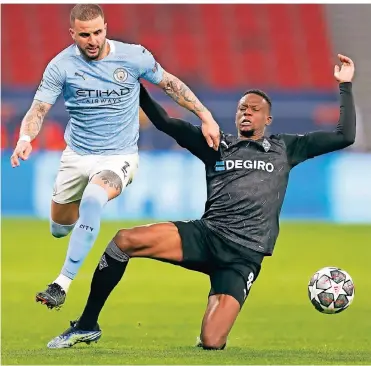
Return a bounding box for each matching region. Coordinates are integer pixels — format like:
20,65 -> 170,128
308,267 -> 355,314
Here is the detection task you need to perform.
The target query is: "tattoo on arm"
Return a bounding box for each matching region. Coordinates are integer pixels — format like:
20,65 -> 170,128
160,72 -> 207,116
20,101 -> 51,140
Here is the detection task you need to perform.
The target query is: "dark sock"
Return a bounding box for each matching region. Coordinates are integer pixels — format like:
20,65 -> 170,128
202,343 -> 226,351
78,240 -> 129,330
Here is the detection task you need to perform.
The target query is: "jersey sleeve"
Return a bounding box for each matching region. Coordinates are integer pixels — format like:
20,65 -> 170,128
139,84 -> 218,164
34,61 -> 65,105
279,82 -> 356,167
138,46 -> 164,85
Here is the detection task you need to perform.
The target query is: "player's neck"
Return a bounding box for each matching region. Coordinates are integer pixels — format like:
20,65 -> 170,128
238,132 -> 265,141
96,40 -> 110,61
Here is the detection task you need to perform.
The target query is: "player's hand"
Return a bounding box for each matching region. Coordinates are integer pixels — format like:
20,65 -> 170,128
10,140 -> 33,167
334,54 -> 355,83
200,115 -> 220,150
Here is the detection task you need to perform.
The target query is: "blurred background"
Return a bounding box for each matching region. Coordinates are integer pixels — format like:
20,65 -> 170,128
1,3 -> 371,222
1,5 -> 371,364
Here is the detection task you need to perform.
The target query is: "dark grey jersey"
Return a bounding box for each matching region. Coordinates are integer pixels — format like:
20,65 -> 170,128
140,83 -> 356,255
201,134 -> 290,254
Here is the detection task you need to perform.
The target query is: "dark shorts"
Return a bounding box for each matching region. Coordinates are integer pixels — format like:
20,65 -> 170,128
172,219 -> 264,308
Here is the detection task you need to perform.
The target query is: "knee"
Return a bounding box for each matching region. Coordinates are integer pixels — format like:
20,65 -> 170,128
50,220 -> 75,238
113,229 -> 136,253
200,333 -> 227,350
80,184 -> 109,211
79,194 -> 104,211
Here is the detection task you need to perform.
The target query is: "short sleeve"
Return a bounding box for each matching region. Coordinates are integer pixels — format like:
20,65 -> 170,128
138,47 -> 164,84
34,61 -> 65,105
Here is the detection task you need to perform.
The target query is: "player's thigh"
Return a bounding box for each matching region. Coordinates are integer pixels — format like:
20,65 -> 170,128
52,146 -> 90,221
113,222 -> 184,262
209,263 -> 260,309
113,220 -> 212,266
89,153 -> 139,200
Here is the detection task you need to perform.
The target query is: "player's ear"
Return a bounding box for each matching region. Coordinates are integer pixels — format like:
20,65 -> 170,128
69,28 -> 75,40
265,115 -> 273,126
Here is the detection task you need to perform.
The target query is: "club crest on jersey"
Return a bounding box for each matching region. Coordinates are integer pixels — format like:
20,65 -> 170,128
113,68 -> 128,83
262,139 -> 271,152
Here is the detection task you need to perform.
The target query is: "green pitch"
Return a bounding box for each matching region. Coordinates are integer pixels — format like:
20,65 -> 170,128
2,219 -> 371,365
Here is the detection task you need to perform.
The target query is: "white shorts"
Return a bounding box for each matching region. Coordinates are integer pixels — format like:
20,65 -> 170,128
52,146 -> 139,204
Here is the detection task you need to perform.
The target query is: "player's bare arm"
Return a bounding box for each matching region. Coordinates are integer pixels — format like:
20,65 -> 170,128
157,70 -> 220,150
11,100 -> 52,168
20,100 -> 51,139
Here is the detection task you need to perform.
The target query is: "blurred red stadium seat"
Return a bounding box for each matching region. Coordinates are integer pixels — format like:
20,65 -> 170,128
2,4 -> 336,151
2,4 -> 334,90
40,121 -> 66,150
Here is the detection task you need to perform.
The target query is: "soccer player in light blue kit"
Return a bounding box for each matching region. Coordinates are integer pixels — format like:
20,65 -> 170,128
10,4 -> 220,310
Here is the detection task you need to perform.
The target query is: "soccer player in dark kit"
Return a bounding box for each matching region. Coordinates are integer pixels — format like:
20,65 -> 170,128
47,54 -> 356,350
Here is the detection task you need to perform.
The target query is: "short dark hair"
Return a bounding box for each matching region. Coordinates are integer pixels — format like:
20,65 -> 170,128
243,89 -> 272,112
70,4 -> 104,26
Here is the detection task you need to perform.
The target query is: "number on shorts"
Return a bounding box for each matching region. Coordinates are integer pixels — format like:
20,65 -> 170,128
246,272 -> 254,291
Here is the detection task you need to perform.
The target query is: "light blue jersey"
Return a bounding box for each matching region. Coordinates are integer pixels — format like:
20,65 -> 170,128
34,39 -> 164,155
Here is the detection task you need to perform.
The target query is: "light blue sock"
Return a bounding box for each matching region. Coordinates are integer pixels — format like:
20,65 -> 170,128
50,219 -> 76,238
61,184 -> 108,280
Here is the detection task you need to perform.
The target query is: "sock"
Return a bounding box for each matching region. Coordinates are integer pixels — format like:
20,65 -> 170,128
198,336 -> 226,350
54,274 -> 72,293
60,184 -> 108,282
78,240 -> 129,330
50,220 -> 76,238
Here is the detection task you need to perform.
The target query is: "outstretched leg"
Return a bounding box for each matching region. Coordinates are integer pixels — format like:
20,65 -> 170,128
78,222 -> 183,329
47,222 -> 184,348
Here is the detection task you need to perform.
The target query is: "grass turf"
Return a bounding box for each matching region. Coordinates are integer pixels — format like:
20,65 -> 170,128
1,219 -> 371,365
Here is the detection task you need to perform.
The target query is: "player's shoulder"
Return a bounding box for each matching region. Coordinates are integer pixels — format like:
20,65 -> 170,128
221,132 -> 237,145
110,40 -> 149,59
267,133 -> 291,149
269,133 -> 284,142
47,44 -> 77,68
269,133 -> 306,149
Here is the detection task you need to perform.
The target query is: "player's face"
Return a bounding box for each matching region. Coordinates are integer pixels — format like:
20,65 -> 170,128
235,94 -> 272,138
69,16 -> 107,60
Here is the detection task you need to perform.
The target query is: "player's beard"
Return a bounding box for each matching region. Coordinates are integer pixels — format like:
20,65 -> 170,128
80,40 -> 106,61
239,129 -> 255,138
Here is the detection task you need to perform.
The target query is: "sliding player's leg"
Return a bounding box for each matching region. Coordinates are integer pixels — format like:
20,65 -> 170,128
46,220 -> 210,349
197,271 -> 244,350
197,260 -> 261,350
46,222 -> 184,348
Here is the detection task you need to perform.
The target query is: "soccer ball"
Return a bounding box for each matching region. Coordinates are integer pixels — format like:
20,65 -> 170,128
308,266 -> 355,314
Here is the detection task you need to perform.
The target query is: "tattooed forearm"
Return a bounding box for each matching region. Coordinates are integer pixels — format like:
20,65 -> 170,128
159,72 -> 208,116
20,101 -> 51,140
